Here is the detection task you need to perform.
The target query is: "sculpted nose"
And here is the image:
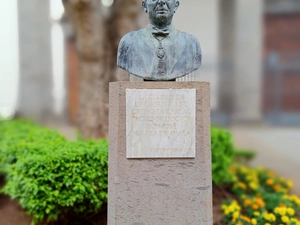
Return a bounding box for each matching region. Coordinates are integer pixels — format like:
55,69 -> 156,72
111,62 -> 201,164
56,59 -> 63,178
158,0 -> 166,5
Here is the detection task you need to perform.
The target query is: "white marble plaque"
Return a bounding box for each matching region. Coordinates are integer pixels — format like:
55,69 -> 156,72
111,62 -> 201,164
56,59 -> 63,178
126,89 -> 196,158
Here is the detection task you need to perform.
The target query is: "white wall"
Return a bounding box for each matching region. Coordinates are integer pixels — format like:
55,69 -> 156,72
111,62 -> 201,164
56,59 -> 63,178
0,0 -> 19,119
173,0 -> 219,109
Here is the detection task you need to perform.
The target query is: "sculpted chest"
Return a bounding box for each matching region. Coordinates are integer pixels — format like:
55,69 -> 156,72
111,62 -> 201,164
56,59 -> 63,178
117,28 -> 201,80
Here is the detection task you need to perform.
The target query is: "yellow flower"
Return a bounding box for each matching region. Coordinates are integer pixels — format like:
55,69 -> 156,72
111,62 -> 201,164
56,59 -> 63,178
274,206 -> 287,216
244,199 -> 252,206
252,204 -> 259,210
287,180 -> 293,189
250,182 -> 258,190
221,204 -> 226,210
251,218 -> 257,225
229,167 -> 236,173
240,166 -> 248,174
268,213 -> 276,222
281,216 -> 289,223
263,212 -> 276,222
274,185 -> 281,192
253,211 -> 260,216
266,179 -> 274,186
241,194 -> 246,200
291,218 -> 297,223
238,182 -> 247,190
233,211 -> 239,219
255,197 -> 265,207
287,207 -> 295,216
294,196 -> 300,206
241,215 -> 251,223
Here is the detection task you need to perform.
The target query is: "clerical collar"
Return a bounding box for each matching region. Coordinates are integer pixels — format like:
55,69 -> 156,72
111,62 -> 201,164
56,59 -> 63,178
148,24 -> 173,35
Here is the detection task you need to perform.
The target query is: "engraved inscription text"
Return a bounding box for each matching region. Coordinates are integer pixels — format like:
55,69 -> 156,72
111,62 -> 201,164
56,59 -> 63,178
126,89 -> 196,158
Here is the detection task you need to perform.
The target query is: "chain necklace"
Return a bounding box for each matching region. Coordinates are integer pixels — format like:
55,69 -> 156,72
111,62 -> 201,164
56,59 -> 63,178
156,36 -> 166,59
154,35 -> 167,75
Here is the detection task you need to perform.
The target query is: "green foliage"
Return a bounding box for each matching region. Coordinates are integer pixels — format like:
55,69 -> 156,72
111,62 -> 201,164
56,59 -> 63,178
211,127 -> 236,185
0,120 -> 66,173
0,120 -> 108,225
234,149 -> 257,165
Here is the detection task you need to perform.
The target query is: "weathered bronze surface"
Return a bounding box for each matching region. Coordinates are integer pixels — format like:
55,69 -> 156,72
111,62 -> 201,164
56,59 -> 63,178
117,0 -> 202,81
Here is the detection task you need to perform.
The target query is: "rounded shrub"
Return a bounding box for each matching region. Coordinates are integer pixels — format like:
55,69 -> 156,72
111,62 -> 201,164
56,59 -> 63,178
211,127 -> 235,185
0,120 -> 108,225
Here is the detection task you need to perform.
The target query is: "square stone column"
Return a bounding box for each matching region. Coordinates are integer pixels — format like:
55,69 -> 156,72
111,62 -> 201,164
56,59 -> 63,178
233,0 -> 263,122
218,0 -> 263,124
108,81 -> 212,225
17,0 -> 54,121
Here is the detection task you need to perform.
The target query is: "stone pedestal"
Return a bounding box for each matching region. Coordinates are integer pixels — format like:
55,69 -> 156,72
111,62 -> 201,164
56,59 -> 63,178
108,82 -> 212,225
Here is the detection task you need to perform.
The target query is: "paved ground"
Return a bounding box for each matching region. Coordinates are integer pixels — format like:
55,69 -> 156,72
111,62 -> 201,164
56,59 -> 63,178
0,176 -> 31,225
231,126 -> 300,195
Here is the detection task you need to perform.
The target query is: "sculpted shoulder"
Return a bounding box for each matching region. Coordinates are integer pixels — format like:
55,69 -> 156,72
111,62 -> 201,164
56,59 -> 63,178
178,31 -> 202,69
179,31 -> 201,52
117,32 -> 135,71
118,31 -> 135,51
117,29 -> 148,71
119,29 -> 148,46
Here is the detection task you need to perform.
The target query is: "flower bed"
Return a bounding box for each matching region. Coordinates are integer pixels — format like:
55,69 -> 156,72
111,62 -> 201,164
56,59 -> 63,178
221,165 -> 300,225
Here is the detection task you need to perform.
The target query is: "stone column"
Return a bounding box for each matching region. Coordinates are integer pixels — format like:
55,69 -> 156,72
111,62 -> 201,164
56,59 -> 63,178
0,0 -> 19,119
233,0 -> 263,123
218,0 -> 236,115
17,0 -> 54,121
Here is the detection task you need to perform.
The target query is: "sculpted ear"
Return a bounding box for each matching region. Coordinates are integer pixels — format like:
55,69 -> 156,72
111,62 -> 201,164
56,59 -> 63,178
142,0 -> 148,13
174,1 -> 180,13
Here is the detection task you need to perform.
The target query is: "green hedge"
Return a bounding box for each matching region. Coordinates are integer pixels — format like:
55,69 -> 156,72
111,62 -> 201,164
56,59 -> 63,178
0,120 -> 66,173
0,120 -> 238,224
211,126 -> 235,184
0,120 -> 108,225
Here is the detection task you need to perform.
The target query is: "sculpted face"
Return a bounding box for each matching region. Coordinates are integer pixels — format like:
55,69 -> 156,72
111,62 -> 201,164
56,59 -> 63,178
143,0 -> 180,25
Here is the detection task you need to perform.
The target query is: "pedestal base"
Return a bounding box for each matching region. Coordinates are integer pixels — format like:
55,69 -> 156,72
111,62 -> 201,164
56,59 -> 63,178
108,82 -> 212,225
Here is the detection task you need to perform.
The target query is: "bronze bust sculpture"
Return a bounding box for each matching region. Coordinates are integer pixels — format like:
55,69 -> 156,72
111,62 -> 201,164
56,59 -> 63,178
117,0 -> 202,81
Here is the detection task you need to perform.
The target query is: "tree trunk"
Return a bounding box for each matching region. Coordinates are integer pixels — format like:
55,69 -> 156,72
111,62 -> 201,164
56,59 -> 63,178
62,0 -> 146,139
107,0 -> 148,81
63,0 -> 108,139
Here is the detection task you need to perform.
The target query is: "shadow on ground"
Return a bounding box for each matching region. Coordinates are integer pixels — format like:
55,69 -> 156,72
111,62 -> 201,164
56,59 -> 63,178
0,174 -> 32,225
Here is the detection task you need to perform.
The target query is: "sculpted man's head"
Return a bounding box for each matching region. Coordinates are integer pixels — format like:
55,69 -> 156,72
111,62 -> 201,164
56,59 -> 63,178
142,0 -> 180,27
